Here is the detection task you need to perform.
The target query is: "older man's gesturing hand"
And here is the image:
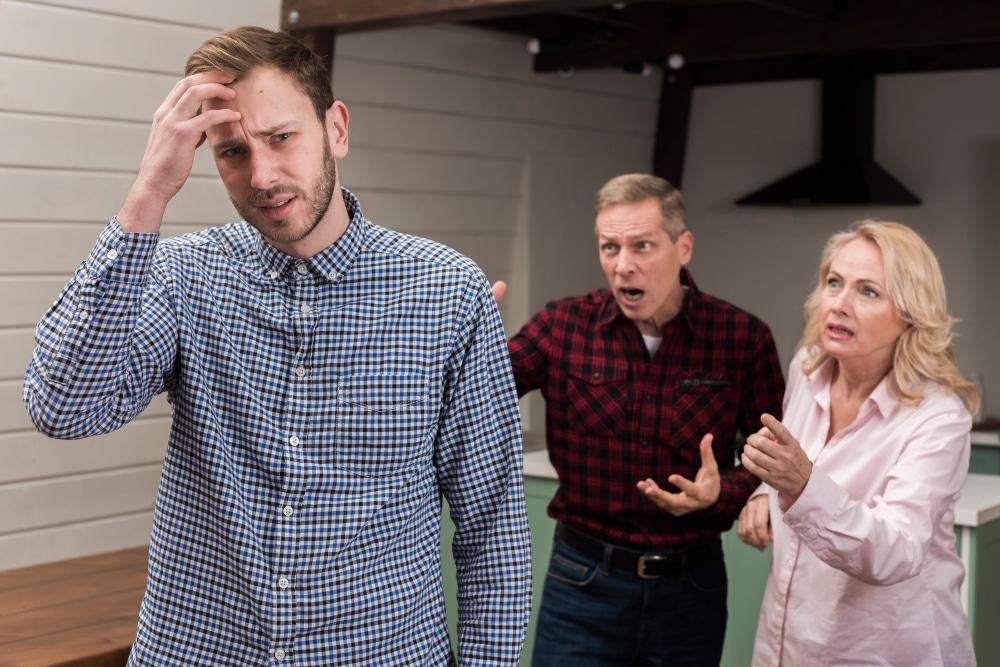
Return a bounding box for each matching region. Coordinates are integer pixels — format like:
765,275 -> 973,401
636,434 -> 720,516
741,414 -> 813,502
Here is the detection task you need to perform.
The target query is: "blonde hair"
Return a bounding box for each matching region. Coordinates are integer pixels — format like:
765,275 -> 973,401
595,174 -> 687,240
801,220 -> 979,414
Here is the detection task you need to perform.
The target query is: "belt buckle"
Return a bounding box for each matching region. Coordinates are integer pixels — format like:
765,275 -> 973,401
637,554 -> 666,579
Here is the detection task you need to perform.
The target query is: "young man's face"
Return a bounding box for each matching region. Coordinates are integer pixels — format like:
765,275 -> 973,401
596,197 -> 693,337
204,66 -> 349,257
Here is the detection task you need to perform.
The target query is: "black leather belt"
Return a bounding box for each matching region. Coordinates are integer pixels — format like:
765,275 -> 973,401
557,522 -> 722,579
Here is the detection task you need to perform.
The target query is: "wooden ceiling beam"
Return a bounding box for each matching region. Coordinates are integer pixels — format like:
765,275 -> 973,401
688,41 -> 1000,86
533,0 -> 1000,71
281,0 -> 610,32
745,0 -> 835,21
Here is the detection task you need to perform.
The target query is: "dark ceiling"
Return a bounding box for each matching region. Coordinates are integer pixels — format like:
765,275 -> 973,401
284,0 -> 1000,81
280,0 -> 1000,194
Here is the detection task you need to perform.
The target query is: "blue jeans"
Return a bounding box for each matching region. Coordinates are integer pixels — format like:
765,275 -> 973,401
531,527 -> 727,667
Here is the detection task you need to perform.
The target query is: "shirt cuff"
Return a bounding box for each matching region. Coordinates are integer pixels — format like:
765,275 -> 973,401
83,217 -> 160,284
781,465 -> 842,538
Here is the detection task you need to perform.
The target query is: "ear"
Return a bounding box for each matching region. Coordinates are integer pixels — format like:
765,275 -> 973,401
677,229 -> 694,266
325,100 -> 349,159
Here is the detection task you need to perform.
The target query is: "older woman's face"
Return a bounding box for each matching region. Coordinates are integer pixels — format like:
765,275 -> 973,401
821,238 -> 907,372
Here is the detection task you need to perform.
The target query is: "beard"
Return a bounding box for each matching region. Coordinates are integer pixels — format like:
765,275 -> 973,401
232,140 -> 338,245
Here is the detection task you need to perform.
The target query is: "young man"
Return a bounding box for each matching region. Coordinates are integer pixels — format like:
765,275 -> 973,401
507,174 -> 785,665
23,27 -> 531,666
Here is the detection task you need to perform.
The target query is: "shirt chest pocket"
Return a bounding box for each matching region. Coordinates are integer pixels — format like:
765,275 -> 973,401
335,373 -> 437,477
674,375 -> 735,433
565,366 -> 629,437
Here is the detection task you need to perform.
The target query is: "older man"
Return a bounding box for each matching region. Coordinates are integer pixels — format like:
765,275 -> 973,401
507,174 -> 784,665
23,26 -> 530,666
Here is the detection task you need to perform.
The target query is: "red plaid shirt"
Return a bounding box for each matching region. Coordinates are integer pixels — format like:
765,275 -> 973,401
509,270 -> 785,549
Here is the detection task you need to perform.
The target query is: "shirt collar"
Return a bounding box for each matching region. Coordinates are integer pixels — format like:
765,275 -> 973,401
597,268 -> 703,335
254,187 -> 368,284
807,356 -> 901,419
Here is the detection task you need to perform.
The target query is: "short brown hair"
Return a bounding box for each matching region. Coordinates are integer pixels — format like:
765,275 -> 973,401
185,26 -> 333,122
595,173 -> 687,240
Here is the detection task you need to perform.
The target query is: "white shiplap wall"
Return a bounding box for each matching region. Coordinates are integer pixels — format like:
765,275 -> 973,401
0,3 -> 660,569
0,0 -> 279,570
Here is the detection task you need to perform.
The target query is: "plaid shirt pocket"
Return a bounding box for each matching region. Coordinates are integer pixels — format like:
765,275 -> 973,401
565,365 -> 629,437
335,372 -> 436,476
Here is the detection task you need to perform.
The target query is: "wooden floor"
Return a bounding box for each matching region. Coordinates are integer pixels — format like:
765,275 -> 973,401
0,548 -> 147,667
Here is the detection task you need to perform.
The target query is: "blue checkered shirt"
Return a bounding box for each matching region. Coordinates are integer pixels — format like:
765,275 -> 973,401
23,189 -> 532,666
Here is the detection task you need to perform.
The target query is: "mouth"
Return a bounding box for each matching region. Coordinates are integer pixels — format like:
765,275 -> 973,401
253,195 -> 296,220
617,287 -> 645,306
825,323 -> 854,340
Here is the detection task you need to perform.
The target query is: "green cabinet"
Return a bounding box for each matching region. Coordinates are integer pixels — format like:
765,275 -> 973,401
971,445 -> 1000,475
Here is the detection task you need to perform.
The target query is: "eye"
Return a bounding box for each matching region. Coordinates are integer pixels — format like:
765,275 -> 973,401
861,286 -> 880,298
826,276 -> 840,289
601,243 -> 618,253
636,241 -> 653,251
272,132 -> 292,144
220,146 -> 245,158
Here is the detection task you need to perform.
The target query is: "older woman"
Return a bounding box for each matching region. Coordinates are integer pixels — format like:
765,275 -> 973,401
738,220 -> 979,666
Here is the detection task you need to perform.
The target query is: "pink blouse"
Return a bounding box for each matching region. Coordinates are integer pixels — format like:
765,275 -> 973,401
752,352 -> 976,666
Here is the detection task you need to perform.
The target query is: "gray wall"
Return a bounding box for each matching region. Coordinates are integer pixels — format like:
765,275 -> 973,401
682,73 -> 999,418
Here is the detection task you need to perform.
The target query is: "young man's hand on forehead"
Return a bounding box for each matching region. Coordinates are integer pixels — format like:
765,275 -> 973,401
116,70 -> 242,232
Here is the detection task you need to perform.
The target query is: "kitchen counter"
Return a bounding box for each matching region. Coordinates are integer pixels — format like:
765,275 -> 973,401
972,428 -> 1000,447
522,447 -> 556,480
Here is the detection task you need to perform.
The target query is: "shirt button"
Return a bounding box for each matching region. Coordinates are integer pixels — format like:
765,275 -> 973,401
288,435 -> 300,447
282,505 -> 294,517
295,366 -> 306,377
278,576 -> 290,590
274,648 -> 286,660
591,372 -> 601,380
640,440 -> 649,448
327,271 -> 338,281
269,270 -> 279,280
296,264 -> 308,275
300,304 -> 312,314
78,310 -> 90,321
106,248 -> 118,260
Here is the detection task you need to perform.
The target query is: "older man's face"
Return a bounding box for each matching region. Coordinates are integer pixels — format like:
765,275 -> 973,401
596,197 -> 692,336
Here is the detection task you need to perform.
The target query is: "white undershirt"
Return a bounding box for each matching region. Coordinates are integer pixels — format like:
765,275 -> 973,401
642,334 -> 662,357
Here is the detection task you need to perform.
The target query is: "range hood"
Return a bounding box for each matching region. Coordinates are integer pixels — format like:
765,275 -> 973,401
737,70 -> 920,206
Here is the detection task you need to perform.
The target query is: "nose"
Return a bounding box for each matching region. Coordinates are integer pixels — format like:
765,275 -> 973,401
830,286 -> 851,313
614,249 -> 636,276
249,149 -> 279,192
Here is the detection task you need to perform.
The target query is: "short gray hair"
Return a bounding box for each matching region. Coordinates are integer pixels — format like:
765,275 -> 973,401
595,173 -> 687,240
